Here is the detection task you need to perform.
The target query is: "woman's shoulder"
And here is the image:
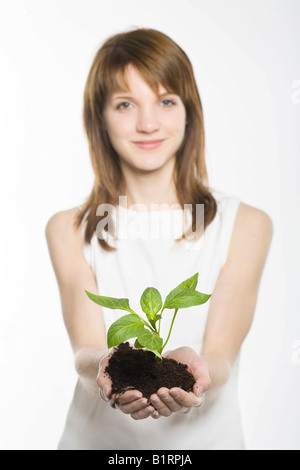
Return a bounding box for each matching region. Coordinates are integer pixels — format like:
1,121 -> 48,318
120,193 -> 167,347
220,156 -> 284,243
235,202 -> 273,242
45,206 -> 80,234
211,190 -> 273,261
45,206 -> 82,252
213,190 -> 273,228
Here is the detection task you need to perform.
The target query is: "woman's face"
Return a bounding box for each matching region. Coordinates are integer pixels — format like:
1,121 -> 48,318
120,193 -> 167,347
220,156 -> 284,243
103,65 -> 186,174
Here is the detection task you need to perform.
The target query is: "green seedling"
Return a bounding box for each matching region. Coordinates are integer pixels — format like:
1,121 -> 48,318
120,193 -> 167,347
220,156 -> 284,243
85,273 -> 211,361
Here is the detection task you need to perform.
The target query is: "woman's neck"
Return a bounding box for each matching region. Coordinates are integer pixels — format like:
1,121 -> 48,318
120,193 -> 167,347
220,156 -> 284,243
120,162 -> 179,210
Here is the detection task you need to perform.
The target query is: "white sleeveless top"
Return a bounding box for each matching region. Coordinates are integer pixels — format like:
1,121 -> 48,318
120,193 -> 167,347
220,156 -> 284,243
58,191 -> 245,450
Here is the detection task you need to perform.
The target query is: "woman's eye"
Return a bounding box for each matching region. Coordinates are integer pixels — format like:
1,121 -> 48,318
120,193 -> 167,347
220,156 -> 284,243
161,99 -> 176,107
116,102 -> 131,110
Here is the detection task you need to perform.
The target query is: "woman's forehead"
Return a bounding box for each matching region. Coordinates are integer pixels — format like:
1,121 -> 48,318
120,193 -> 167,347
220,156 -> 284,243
108,65 -> 173,97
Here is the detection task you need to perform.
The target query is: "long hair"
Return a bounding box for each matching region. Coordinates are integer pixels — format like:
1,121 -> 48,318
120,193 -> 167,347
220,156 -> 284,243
75,28 -> 217,251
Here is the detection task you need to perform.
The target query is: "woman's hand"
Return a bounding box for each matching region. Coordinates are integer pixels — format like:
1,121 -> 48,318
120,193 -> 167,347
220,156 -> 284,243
149,347 -> 211,417
97,348 -> 158,420
97,346 -> 211,420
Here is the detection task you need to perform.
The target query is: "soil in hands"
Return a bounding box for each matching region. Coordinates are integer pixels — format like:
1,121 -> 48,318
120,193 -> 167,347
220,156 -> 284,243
105,342 -> 195,403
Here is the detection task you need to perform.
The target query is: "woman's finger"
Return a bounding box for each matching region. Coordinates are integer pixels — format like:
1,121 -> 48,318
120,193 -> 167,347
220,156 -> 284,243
152,390 -> 182,416
169,388 -> 203,408
130,405 -> 156,421
117,390 -> 143,405
119,397 -> 148,415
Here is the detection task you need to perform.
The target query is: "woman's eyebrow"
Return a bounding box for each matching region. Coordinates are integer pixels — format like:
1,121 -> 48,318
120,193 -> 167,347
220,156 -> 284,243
159,91 -> 177,97
111,93 -> 132,99
111,91 -> 177,100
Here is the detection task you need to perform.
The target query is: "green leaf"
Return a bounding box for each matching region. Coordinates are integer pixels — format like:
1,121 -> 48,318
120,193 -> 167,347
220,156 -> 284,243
134,331 -> 163,359
85,290 -> 135,314
134,338 -> 144,349
144,348 -> 162,361
174,272 -> 199,291
137,328 -> 163,360
107,314 -> 145,348
163,288 -> 211,310
162,273 -> 200,310
137,328 -> 163,353
140,287 -> 162,325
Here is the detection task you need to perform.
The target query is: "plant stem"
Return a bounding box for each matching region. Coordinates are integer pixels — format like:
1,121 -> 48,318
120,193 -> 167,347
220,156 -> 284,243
140,317 -> 157,333
132,311 -> 157,333
158,307 -> 165,334
161,308 -> 178,352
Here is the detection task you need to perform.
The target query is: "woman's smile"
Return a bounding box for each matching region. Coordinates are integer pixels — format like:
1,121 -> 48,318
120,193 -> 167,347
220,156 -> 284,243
133,139 -> 165,150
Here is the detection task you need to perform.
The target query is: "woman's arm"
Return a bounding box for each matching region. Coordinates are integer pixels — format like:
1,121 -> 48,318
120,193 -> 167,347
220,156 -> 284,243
46,209 -> 158,418
147,203 -> 273,416
45,208 -> 108,394
201,203 -> 273,382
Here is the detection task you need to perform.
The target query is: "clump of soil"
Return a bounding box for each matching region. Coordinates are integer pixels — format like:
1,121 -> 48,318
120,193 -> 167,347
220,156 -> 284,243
105,342 -> 195,402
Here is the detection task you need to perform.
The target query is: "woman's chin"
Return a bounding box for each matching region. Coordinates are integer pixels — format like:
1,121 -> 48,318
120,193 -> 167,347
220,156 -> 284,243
124,156 -> 175,175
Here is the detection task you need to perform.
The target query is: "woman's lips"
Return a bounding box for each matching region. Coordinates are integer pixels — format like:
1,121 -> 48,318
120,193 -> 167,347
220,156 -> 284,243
133,139 -> 164,150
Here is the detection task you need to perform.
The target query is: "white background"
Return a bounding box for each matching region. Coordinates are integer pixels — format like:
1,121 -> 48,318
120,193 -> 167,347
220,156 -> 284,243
0,0 -> 299,450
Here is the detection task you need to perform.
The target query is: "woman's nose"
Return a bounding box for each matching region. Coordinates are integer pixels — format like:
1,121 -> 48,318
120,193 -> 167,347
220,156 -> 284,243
136,107 -> 160,133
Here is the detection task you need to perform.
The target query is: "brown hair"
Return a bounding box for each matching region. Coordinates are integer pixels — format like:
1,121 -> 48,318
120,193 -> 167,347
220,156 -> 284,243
75,28 -> 217,250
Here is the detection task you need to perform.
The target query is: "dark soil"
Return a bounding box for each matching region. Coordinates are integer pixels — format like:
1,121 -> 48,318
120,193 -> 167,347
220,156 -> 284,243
105,342 -> 195,403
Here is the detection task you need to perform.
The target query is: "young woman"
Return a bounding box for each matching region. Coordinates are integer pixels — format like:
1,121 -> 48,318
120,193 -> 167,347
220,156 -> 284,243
46,28 -> 273,450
